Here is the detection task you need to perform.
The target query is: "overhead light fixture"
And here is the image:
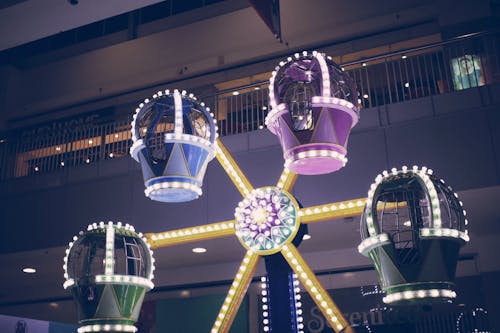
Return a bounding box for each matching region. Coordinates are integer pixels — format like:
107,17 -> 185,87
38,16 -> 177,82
362,63 -> 367,67
402,55 -> 407,59
192,247 -> 207,253
403,220 -> 411,227
404,82 -> 410,88
303,234 -> 311,240
363,94 -> 369,99
22,267 -> 36,274
49,302 -> 59,308
254,87 -> 260,90
232,91 -> 240,96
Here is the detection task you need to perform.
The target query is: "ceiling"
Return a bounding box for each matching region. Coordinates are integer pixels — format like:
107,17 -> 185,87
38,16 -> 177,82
0,0 -> 166,51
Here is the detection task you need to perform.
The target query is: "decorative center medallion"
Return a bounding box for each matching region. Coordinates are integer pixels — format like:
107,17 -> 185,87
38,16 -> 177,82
235,187 -> 300,255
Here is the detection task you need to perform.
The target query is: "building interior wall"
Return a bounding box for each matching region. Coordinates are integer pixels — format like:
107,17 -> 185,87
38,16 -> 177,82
0,0 -> 499,332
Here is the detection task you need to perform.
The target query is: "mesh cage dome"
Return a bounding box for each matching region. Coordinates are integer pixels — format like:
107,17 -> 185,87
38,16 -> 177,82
130,89 -> 218,203
358,166 -> 469,305
271,52 -> 358,114
63,222 -> 155,333
265,51 -> 360,175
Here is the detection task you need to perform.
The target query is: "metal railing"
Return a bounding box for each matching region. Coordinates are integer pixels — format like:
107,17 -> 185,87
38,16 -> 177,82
204,82 -> 271,137
348,31 -> 499,109
1,31 -> 498,181
211,31 -> 499,134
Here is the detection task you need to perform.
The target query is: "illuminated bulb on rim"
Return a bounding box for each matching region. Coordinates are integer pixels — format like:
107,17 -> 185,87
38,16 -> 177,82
23,267 -> 36,274
192,247 -> 207,253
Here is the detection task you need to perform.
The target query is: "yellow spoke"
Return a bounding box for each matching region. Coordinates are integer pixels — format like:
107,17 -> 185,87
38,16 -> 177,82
146,220 -> 236,249
211,250 -> 260,333
299,198 -> 367,223
281,243 -> 352,333
276,167 -> 298,191
299,199 -> 406,224
215,138 -> 253,197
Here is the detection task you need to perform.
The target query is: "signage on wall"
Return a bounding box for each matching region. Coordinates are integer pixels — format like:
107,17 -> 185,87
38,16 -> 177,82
19,107 -> 114,139
257,278 -> 492,332
296,285 -> 407,332
450,54 -> 485,90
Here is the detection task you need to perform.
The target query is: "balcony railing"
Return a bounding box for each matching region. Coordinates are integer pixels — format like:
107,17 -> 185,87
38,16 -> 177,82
1,31 -> 498,181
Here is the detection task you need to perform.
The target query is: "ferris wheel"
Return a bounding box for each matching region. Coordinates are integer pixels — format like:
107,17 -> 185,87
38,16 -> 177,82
63,50 -> 469,333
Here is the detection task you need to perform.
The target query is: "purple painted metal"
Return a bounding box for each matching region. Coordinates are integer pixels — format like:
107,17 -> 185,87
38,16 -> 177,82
266,51 -> 360,175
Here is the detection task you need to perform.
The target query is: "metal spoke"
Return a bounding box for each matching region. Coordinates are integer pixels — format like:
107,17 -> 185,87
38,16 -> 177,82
299,198 -> 367,223
146,220 -> 236,248
211,250 -> 260,333
276,167 -> 298,191
281,243 -> 353,333
215,138 -> 254,197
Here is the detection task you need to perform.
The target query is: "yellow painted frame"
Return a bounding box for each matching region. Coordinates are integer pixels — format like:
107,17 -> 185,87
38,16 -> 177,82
145,138 -> 370,333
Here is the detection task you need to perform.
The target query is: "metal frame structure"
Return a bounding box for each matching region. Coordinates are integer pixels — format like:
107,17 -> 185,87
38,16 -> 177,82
145,137 -> 375,333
